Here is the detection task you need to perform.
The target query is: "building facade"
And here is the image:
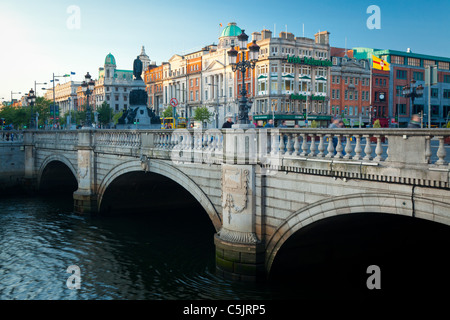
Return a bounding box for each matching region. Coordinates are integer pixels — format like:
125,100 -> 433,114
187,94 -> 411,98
330,48 -> 372,127
44,81 -> 82,118
253,29 -> 332,127
353,47 -> 450,127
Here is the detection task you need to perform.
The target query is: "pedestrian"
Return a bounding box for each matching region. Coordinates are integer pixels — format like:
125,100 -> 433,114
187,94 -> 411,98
222,114 -> 234,128
264,119 -> 274,128
329,117 -> 339,129
278,120 -> 287,128
408,114 -> 421,128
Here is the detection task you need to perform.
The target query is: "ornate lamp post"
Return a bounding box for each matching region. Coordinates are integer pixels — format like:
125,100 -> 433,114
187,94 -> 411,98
227,30 -> 260,126
81,72 -> 95,128
402,78 -> 424,125
27,88 -> 36,130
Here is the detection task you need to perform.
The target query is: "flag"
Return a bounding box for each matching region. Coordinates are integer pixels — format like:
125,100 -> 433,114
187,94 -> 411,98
219,23 -> 223,27
372,55 -> 390,71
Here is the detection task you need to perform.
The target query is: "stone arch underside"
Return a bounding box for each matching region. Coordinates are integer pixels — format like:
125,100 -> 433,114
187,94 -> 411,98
97,159 -> 222,231
37,154 -> 78,189
265,192 -> 450,274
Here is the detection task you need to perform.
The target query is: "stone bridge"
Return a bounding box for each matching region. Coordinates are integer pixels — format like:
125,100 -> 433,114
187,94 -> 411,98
20,128 -> 450,281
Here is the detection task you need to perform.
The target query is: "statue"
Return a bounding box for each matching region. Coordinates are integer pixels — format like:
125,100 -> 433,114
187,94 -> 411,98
133,55 -> 143,80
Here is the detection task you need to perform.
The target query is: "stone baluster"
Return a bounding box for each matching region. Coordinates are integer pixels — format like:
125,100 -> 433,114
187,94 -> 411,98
317,134 -> 325,158
279,132 -> 286,155
335,135 -> 343,159
293,133 -> 300,156
271,131 -> 278,155
374,135 -> 384,162
309,134 -> 316,157
326,134 -> 334,158
286,134 -> 293,155
363,135 -> 373,161
353,135 -> 362,160
301,134 -> 308,157
425,136 -> 432,164
435,136 -> 448,165
343,135 -> 353,160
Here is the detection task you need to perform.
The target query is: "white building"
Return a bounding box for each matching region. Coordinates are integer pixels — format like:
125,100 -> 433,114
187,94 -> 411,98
44,80 -> 82,117
94,47 -> 151,112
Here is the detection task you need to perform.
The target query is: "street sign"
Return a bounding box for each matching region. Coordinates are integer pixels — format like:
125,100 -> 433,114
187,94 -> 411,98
170,98 -> 178,107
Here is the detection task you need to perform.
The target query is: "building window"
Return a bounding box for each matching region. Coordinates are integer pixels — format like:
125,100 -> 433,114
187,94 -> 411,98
424,60 -> 436,68
431,88 -> 439,98
397,104 -> 407,115
345,90 -> 348,100
391,56 -> 405,65
444,89 -> 450,99
413,72 -> 424,81
408,58 -> 420,67
444,105 -> 450,118
444,75 -> 450,83
396,70 -> 407,79
438,61 -> 450,70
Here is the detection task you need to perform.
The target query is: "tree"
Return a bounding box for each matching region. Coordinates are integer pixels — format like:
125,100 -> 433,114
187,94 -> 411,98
96,102 -> 113,127
162,106 -> 174,118
373,119 -> 381,128
193,106 -> 212,124
311,120 -> 318,128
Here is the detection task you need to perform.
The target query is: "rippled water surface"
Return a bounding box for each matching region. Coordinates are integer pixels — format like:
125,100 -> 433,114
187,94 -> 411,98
0,196 -> 276,300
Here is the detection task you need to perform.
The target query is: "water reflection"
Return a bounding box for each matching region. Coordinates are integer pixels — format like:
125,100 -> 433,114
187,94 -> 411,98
0,195 -> 272,300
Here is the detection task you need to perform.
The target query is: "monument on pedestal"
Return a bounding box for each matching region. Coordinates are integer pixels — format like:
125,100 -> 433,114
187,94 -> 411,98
117,55 -> 160,129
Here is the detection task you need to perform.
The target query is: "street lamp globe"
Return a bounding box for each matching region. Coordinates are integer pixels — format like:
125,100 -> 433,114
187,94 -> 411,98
248,40 -> 260,62
237,29 -> 249,50
227,46 -> 238,65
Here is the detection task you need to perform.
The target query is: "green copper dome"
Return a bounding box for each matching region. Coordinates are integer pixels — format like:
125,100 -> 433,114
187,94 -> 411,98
220,22 -> 242,38
105,53 -> 116,66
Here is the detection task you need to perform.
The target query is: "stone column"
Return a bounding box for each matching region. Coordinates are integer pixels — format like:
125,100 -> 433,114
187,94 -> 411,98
215,164 -> 265,281
73,130 -> 97,214
23,131 -> 37,190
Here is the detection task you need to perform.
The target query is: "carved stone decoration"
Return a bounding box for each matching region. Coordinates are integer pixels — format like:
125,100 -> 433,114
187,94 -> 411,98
222,168 -> 249,214
218,228 -> 259,244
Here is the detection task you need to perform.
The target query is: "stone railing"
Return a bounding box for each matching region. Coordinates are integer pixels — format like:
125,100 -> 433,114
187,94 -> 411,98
29,128 -> 450,187
1,131 -> 24,143
33,131 -> 78,150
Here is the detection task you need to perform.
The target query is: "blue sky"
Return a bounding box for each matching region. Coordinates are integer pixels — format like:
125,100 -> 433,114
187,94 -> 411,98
0,0 -> 449,101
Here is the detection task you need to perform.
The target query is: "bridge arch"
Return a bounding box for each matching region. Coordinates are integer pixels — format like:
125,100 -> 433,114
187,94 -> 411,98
97,159 -> 222,231
37,154 -> 78,191
265,192 -> 450,274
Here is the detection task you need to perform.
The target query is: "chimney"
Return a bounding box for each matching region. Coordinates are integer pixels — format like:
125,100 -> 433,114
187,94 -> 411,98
314,31 -> 330,44
252,32 -> 261,42
261,29 -> 272,40
280,32 -> 295,40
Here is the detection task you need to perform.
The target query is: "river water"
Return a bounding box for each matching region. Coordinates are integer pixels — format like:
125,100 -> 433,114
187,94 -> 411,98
0,195 -> 278,300
1,194 -> 449,300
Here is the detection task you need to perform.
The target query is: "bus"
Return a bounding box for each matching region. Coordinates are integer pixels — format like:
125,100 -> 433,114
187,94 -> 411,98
161,117 -> 187,129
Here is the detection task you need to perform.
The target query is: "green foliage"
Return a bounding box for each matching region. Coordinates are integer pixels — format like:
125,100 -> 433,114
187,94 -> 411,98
162,106 -> 174,118
373,119 -> 381,128
113,111 -> 123,125
96,102 -> 113,126
447,122 -> 450,128
311,120 -> 318,128
193,106 -> 212,123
